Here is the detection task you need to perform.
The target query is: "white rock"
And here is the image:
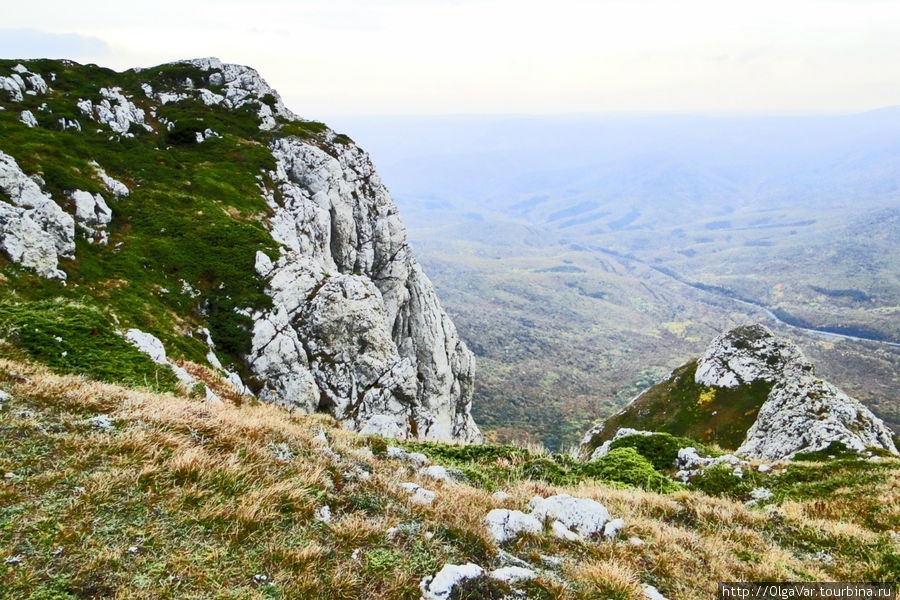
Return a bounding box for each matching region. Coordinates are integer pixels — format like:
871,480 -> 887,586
19,110 -> 37,127
694,324 -> 813,389
92,87 -> 152,134
70,190 -> 112,243
738,376 -> 898,460
529,494 -> 610,538
629,536 -> 645,547
400,482 -> 436,506
88,414 -> 115,431
489,566 -> 535,583
420,465 -> 453,482
94,166 -> 129,197
126,329 -> 167,364
749,487 -> 773,503
484,509 -> 542,543
315,505 -> 331,523
0,151 -> 75,279
643,584 -> 670,600
587,428 -> 657,461
491,491 -> 511,503
419,563 -> 484,600
757,464 -> 772,473
550,520 -> 581,542
244,134 -> 480,443
387,446 -> 431,467
603,517 -> 626,539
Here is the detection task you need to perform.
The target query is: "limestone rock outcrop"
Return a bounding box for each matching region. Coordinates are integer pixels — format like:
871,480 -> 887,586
246,132 -> 480,443
0,150 -> 74,279
738,376 -> 898,460
694,324 -> 813,388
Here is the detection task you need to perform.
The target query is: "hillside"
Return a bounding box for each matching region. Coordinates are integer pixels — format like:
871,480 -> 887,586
580,325 -> 899,461
2,356 -> 899,599
0,57 -> 478,443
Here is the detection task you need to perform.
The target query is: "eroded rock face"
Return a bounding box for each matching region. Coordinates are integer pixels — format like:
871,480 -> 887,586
694,324 -> 813,388
0,150 -> 74,279
247,133 -> 481,443
738,377 -> 898,460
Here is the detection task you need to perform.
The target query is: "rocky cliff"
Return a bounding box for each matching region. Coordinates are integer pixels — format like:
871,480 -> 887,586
580,324 -> 897,460
0,57 -> 480,443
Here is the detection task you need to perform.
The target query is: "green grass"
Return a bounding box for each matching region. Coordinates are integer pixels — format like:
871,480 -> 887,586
0,299 -> 179,392
0,57 -> 331,381
395,438 -> 680,493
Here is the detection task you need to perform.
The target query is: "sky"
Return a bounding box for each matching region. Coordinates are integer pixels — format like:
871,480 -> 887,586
2,0 -> 900,118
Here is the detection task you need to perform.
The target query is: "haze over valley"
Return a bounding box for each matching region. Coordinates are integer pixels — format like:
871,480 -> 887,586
331,111 -> 900,450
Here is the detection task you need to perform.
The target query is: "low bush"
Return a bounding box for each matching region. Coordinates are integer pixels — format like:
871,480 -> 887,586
583,447 -> 681,493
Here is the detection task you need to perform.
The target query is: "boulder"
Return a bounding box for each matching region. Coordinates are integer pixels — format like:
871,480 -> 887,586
419,563 -> 484,600
529,494 -> 610,538
484,509 -> 542,543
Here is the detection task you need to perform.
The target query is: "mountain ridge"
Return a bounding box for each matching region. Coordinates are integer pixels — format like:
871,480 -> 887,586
0,56 -> 480,442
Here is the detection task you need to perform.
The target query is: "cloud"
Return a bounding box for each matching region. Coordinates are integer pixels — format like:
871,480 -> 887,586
0,28 -> 111,60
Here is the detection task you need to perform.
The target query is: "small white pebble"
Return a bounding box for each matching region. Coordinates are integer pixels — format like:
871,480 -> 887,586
127,546 -> 139,554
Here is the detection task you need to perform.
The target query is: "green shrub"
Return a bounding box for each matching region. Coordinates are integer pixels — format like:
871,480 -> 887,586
688,464 -> 751,498
367,436 -> 388,457
583,447 -> 680,493
609,432 -> 705,471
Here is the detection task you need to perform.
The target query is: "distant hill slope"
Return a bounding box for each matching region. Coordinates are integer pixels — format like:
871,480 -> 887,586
0,57 -> 478,442
580,325 -> 899,460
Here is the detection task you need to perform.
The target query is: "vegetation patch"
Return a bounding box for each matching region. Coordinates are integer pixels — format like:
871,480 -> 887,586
583,448 -> 681,493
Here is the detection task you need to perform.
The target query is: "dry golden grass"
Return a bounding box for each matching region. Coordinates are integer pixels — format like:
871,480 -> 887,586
1,356 -> 898,600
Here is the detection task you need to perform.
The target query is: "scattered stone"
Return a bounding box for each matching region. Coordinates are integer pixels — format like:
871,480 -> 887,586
268,442 -> 294,462
490,566 -> 535,584
419,563 -> 484,600
4,555 -> 24,566
603,517 -> 626,539
643,584 -> 670,600
491,490 -> 511,503
529,494 -> 610,538
588,428 -> 656,461
126,329 -> 167,364
311,429 -> 328,446
88,414 -> 115,431
748,487 -> 774,505
551,520 -> 581,542
484,509 -> 542,543
629,536 -> 645,547
387,446 -> 431,467
400,482 -> 436,506
19,110 -> 37,127
540,554 -> 564,568
420,465 -> 452,482
253,574 -> 269,584
757,464 -> 772,473
315,505 -> 331,523
127,546 -> 139,554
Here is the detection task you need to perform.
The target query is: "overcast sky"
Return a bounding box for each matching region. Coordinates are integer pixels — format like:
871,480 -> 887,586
2,0 -> 900,117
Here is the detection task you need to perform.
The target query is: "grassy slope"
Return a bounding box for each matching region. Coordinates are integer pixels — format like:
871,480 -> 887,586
583,360 -> 771,455
0,58 -> 339,384
2,358 -> 897,600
